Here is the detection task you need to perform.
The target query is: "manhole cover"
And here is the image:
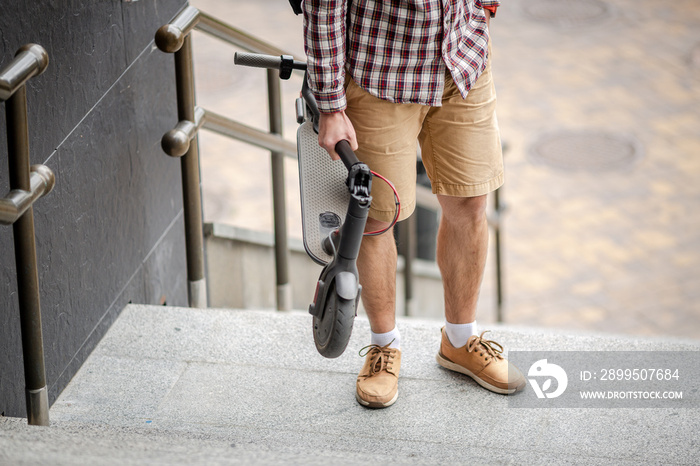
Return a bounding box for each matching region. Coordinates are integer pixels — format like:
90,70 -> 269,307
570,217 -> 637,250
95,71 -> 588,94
523,0 -> 609,27
529,131 -> 643,172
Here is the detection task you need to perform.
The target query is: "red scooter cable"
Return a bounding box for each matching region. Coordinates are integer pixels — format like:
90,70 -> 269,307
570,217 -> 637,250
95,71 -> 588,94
363,171 -> 401,236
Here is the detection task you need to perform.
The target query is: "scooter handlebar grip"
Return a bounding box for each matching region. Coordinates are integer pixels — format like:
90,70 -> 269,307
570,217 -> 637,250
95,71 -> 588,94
234,52 -> 281,70
335,140 -> 360,171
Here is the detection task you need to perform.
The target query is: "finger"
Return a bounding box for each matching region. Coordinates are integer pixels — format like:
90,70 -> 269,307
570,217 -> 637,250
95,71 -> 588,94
348,131 -> 359,152
319,135 -> 341,160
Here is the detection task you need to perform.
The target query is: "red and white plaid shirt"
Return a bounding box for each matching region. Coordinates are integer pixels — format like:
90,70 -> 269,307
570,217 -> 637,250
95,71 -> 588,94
304,0 -> 500,113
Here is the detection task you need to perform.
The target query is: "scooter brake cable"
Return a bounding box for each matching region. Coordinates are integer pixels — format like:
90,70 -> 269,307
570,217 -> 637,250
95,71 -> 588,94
364,171 -> 401,236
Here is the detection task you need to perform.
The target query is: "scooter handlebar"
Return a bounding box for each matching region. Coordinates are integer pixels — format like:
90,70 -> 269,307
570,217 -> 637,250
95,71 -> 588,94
335,140 -> 360,171
234,52 -> 306,74
234,52 -> 283,70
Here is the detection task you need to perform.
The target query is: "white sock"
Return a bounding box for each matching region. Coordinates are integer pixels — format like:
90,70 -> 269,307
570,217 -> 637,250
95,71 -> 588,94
445,320 -> 478,348
371,327 -> 401,349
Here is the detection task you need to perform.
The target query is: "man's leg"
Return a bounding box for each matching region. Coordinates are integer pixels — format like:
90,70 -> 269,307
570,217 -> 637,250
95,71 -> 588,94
342,76 -> 424,408
354,217 -> 402,408
436,194 -> 489,325
434,193 -> 525,394
357,218 -> 398,334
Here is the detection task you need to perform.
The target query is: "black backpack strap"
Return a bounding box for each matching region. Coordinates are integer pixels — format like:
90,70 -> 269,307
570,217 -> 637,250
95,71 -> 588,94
290,0 -> 352,16
288,0 -> 303,15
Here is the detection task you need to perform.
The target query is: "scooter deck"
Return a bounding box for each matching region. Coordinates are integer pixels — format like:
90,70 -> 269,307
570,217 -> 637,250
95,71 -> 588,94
297,120 -> 350,265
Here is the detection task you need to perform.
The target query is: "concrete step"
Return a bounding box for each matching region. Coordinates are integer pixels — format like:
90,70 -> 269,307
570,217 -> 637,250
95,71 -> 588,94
2,304 -> 699,465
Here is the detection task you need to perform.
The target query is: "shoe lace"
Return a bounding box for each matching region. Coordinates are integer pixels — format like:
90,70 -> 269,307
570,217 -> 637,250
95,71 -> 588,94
466,331 -> 504,361
358,340 -> 395,375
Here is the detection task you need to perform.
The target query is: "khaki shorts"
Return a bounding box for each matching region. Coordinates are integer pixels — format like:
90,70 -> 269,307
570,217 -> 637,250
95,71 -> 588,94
344,59 -> 504,222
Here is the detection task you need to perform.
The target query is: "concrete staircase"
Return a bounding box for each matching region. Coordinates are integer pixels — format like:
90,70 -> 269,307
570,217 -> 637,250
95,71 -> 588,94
1,304 -> 698,465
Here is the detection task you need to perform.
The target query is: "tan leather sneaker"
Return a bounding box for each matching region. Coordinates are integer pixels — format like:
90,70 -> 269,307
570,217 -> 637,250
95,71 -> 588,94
436,328 -> 525,394
356,343 -> 401,408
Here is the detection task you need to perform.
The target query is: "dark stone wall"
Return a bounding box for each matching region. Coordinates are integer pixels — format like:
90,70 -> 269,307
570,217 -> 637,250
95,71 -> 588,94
1,0 -> 189,417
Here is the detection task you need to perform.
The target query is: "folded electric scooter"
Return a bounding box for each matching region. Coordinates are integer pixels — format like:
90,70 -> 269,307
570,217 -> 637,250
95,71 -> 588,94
234,53 -> 398,358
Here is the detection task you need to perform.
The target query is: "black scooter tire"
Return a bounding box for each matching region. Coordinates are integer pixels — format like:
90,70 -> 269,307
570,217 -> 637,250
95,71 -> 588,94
313,285 -> 355,358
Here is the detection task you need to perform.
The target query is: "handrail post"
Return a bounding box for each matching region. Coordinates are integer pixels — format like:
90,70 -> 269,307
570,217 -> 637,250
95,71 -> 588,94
399,215 -> 416,316
156,7 -> 208,308
1,44 -> 52,426
491,142 -> 508,323
266,69 -> 291,311
493,186 -> 504,323
174,35 -> 207,308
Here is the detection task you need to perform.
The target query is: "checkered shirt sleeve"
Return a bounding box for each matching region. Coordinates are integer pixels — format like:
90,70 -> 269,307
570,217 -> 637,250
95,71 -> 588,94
303,0 -> 349,113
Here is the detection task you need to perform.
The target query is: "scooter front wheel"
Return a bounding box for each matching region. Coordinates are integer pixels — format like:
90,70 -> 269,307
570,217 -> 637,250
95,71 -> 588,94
313,283 -> 355,358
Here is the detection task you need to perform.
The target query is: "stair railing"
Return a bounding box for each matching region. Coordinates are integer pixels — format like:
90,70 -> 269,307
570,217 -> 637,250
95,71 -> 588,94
0,44 -> 54,426
155,6 -> 296,310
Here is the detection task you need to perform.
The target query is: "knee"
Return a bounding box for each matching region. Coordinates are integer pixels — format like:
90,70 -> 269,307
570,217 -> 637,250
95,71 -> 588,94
364,216 -> 393,234
360,216 -> 396,257
438,194 -> 488,226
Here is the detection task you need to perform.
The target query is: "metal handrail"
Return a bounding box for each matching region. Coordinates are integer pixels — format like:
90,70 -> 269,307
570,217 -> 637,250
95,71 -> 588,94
198,11 -> 286,56
155,8 -> 208,308
156,5 -> 294,310
1,43 -> 54,426
0,165 -> 55,225
161,105 -> 298,159
199,7 -> 303,303
0,45 -> 48,100
161,106 -> 206,157
201,108 -> 297,158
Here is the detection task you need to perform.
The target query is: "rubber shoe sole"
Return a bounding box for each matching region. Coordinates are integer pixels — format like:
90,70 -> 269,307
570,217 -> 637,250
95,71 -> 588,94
355,390 -> 399,409
436,352 -> 524,395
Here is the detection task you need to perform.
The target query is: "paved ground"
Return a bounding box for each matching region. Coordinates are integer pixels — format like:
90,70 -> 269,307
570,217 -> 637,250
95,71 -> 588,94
188,0 -> 700,339
2,305 -> 698,465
